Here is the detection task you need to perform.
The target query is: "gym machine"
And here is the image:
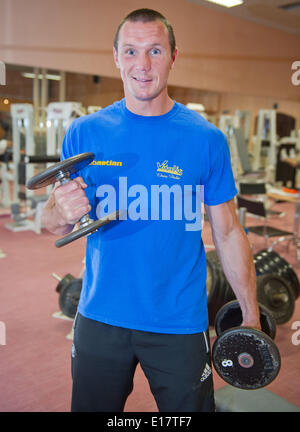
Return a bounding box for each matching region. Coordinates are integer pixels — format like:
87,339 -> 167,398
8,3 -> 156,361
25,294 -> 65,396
0,140 -> 13,209
252,110 -> 278,172
186,102 -> 208,120
4,104 -> 50,233
251,110 -> 298,170
9,104 -> 35,203
218,111 -> 253,179
4,101 -> 86,233
46,103 -> 100,157
45,101 -> 86,196
235,110 -> 251,145
46,102 -> 86,157
186,102 -> 218,125
218,113 -> 245,179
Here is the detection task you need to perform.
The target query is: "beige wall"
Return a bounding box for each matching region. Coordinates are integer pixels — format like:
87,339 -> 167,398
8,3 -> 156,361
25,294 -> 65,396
0,0 -> 300,102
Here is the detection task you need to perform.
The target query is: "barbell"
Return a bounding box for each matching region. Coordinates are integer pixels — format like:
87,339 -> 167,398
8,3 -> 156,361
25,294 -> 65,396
26,152 -> 120,247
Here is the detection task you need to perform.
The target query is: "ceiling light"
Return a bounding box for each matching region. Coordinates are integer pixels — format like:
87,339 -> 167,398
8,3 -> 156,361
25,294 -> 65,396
3,98 -> 9,105
204,0 -> 243,7
21,72 -> 61,81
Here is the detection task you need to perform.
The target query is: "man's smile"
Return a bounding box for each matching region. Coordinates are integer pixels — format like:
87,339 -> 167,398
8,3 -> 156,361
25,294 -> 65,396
132,76 -> 153,82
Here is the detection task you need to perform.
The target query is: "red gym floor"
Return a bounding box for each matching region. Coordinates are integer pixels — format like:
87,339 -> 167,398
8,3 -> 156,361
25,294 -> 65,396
0,198 -> 299,412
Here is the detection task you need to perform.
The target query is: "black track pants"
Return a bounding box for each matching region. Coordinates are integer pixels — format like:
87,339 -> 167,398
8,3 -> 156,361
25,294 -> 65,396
71,313 -> 215,412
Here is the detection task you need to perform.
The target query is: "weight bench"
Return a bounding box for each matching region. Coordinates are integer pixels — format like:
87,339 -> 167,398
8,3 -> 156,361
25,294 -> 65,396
215,385 -> 300,412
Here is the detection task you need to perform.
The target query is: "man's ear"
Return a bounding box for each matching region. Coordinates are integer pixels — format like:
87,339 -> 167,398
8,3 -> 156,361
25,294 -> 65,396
113,47 -> 120,69
171,47 -> 178,69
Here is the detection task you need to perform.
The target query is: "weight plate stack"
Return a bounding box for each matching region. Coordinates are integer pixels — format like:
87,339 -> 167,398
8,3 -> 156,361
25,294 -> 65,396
254,249 -> 300,300
257,274 -> 295,324
206,250 -> 235,325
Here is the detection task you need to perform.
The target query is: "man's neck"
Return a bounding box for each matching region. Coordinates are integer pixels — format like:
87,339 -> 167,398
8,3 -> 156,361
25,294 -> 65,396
125,94 -> 174,117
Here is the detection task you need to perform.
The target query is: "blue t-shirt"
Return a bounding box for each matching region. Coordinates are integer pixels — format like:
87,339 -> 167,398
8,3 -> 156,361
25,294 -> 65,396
61,99 -> 237,334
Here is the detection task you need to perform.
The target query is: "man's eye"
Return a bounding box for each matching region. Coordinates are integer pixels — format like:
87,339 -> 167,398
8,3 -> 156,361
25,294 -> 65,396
126,49 -> 135,55
151,48 -> 160,55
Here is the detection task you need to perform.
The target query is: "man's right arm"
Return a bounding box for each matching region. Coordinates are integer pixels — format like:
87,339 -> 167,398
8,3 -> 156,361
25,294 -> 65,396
42,177 -> 91,235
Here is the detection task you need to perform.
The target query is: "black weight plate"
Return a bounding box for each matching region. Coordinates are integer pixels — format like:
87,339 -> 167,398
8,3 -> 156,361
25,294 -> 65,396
55,210 -> 120,248
215,300 -> 277,340
254,249 -> 278,276
59,278 -> 82,318
206,249 -> 219,262
254,249 -> 300,300
268,253 -> 300,300
26,152 -> 95,189
223,280 -> 236,305
206,250 -> 235,325
56,273 -> 75,293
213,260 -> 228,309
206,251 -> 223,303
257,274 -> 295,325
206,258 -> 224,325
212,327 -> 281,390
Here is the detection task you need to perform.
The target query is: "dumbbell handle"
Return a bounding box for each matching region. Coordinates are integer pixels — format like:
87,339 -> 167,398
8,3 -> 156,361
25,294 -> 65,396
55,170 -> 93,229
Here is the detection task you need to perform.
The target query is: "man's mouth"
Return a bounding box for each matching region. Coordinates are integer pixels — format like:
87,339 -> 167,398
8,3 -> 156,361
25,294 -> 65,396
132,77 -> 152,83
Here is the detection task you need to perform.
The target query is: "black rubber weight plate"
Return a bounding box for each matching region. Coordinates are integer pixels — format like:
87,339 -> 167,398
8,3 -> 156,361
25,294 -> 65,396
215,300 -> 277,340
257,274 -> 295,325
59,278 -> 82,318
26,152 -> 95,189
212,327 -> 281,390
254,249 -> 300,299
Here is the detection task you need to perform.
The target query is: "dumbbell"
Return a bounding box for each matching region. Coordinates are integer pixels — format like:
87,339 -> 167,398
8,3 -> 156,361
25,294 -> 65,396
26,152 -> 120,247
52,272 -> 83,318
212,300 -> 281,390
52,272 -> 82,318
52,273 -> 76,293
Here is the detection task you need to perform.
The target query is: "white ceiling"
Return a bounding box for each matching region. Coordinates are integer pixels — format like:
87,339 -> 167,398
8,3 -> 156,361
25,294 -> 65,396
187,0 -> 300,36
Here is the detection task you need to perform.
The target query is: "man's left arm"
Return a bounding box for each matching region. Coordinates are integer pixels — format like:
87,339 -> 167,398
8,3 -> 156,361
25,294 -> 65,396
205,198 -> 261,330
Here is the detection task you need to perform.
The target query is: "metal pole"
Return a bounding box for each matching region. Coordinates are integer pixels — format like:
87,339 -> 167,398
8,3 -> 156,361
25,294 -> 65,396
33,67 -> 40,128
59,71 -> 66,102
41,68 -> 48,127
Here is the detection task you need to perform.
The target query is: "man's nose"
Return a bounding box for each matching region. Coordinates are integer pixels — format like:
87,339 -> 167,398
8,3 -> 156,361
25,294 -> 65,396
136,53 -> 151,71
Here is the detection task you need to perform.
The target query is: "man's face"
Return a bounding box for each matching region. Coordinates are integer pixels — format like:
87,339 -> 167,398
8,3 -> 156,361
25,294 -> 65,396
114,19 -> 177,107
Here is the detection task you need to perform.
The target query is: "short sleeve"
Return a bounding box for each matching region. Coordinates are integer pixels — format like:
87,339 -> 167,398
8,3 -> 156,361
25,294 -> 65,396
203,131 -> 238,206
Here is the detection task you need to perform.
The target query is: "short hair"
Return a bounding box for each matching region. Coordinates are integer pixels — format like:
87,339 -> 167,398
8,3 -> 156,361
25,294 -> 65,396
114,8 -> 176,56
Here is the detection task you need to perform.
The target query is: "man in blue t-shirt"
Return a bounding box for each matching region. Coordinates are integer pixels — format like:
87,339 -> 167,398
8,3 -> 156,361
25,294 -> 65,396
42,9 -> 260,412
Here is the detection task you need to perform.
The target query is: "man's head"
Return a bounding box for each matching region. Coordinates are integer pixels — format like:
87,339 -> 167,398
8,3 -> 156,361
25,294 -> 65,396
113,9 -> 178,113
114,9 -> 176,58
